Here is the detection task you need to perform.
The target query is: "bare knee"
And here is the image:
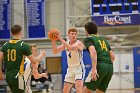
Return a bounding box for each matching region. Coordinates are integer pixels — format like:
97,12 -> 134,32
63,87 -> 70,93
75,80 -> 83,93
76,87 -> 82,93
84,86 -> 92,93
96,89 -> 104,93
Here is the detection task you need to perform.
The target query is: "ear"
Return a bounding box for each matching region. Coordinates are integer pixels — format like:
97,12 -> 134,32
86,31 -> 89,36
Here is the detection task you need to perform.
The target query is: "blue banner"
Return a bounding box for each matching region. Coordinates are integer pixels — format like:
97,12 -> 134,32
26,0 -> 46,38
91,0 -> 140,26
92,14 -> 140,26
0,0 -> 11,38
133,47 -> 140,88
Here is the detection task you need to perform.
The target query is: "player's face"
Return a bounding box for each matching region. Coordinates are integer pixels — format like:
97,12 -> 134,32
68,31 -> 77,41
31,47 -> 38,57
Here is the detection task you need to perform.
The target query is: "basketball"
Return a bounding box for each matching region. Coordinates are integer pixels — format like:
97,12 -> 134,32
48,28 -> 59,40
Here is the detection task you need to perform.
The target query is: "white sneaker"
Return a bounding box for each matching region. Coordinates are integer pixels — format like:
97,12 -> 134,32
48,88 -> 53,92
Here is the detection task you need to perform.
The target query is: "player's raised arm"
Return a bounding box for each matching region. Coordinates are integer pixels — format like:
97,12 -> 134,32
48,28 -> 65,54
58,37 -> 83,51
52,40 -> 65,54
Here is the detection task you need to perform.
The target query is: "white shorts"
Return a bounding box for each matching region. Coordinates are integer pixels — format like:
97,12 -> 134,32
64,65 -> 85,84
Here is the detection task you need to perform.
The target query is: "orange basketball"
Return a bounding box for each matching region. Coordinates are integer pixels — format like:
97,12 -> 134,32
48,28 -> 59,40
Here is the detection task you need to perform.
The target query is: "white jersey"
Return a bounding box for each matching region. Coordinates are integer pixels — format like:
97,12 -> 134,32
65,40 -> 84,67
24,57 -> 32,93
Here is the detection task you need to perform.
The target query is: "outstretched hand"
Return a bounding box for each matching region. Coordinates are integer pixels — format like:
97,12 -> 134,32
91,69 -> 99,81
40,50 -> 46,58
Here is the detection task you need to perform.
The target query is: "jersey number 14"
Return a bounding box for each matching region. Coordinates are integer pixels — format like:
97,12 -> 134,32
98,40 -> 108,51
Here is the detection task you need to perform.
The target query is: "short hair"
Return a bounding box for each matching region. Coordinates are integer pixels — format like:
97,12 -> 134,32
29,44 -> 37,50
68,28 -> 77,34
11,25 -> 22,35
84,21 -> 97,34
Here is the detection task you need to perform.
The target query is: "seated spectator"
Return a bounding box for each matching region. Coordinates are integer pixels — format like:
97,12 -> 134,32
31,64 -> 53,92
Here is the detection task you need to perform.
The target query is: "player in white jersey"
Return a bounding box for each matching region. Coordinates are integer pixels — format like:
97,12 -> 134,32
24,44 -> 47,93
51,28 -> 85,93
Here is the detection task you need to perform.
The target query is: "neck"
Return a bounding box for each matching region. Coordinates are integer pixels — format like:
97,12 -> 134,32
89,33 -> 97,36
70,40 -> 76,44
12,35 -> 21,39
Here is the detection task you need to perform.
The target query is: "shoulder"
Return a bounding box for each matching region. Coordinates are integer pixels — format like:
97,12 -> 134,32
76,40 -> 83,44
21,42 -> 30,50
84,36 -> 93,42
15,40 -> 27,47
2,42 -> 8,47
21,41 -> 29,46
1,42 -> 8,51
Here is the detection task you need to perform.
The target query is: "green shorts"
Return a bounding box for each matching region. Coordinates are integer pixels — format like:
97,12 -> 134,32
84,63 -> 113,92
6,72 -> 25,93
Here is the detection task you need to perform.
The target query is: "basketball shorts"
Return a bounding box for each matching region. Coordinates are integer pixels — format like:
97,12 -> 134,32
64,65 -> 85,84
85,63 -> 113,92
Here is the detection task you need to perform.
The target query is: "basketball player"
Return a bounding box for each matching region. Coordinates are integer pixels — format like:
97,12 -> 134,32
24,44 -> 47,93
83,21 -> 115,93
0,25 -> 45,93
51,28 -> 85,93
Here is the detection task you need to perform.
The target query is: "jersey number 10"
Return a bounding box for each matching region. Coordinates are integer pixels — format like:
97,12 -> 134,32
7,49 -> 16,61
98,40 -> 108,51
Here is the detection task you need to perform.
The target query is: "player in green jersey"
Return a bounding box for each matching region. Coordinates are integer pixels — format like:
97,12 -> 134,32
0,25 -> 45,93
83,22 -> 115,93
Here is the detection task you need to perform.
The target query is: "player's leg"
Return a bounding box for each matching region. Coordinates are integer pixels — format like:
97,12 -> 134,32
96,89 -> 104,93
83,86 -> 93,93
6,74 -> 24,93
63,82 -> 73,93
75,79 -> 83,93
63,67 -> 75,93
75,65 -> 85,93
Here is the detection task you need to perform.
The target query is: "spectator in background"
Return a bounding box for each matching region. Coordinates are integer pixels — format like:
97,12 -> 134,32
33,64 -> 53,92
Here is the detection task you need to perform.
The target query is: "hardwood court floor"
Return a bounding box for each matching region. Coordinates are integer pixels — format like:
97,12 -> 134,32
106,89 -> 140,93
51,89 -> 140,93
7,89 -> 140,93
45,90 -> 140,93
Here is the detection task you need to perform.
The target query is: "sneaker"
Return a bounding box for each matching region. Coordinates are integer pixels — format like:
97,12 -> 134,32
48,88 -> 53,92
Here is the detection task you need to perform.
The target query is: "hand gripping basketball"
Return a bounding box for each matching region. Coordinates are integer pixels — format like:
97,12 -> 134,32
48,28 -> 59,40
